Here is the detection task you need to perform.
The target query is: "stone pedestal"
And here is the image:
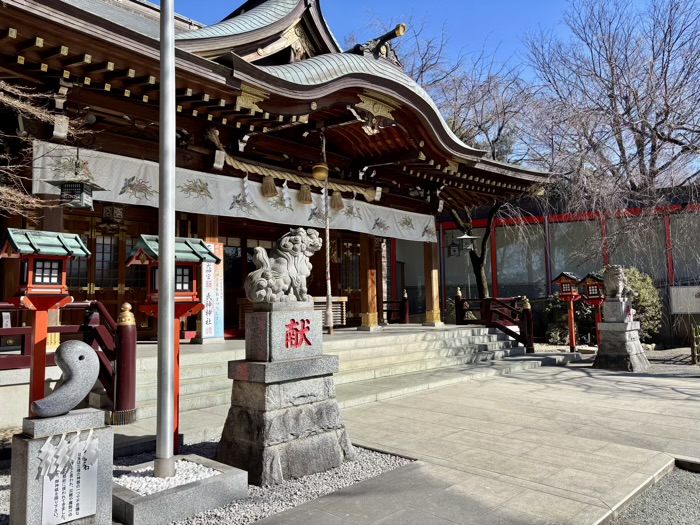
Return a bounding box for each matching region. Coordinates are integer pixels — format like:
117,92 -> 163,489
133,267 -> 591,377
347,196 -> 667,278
10,408 -> 113,525
217,303 -> 354,486
593,300 -> 650,372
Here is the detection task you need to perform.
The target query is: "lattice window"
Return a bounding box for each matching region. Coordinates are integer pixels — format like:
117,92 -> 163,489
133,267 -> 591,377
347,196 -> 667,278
95,235 -> 119,288
175,266 -> 192,292
125,237 -> 147,289
66,234 -> 89,289
33,260 -> 61,285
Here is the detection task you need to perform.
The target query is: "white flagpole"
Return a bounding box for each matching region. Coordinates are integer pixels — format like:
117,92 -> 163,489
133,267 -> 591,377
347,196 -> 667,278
154,0 -> 176,478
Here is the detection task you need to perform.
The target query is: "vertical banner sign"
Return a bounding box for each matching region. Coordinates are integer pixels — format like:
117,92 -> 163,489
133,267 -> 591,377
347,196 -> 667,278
201,243 -> 225,339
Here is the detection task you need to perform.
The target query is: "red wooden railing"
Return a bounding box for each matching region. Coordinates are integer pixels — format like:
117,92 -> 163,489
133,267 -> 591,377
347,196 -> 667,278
455,295 -> 535,353
0,301 -> 137,424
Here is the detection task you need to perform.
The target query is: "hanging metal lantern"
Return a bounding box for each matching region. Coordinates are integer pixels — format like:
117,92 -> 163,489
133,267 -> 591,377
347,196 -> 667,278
40,152 -> 106,211
456,233 -> 480,252
43,177 -> 106,211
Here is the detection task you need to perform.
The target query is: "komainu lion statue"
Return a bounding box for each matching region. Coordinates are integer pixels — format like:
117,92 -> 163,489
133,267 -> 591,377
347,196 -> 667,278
245,228 -> 322,303
603,265 -> 630,300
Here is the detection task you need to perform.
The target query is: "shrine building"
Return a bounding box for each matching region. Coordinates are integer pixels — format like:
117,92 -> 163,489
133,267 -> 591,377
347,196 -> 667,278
0,0 -> 547,340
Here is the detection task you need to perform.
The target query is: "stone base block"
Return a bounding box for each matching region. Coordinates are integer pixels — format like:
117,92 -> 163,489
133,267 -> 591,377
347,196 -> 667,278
217,375 -> 354,486
112,454 -> 247,525
246,308 -> 322,362
10,409 -> 113,525
603,300 -> 628,323
218,428 -> 354,486
228,355 -> 339,383
593,352 -> 650,372
593,321 -> 650,372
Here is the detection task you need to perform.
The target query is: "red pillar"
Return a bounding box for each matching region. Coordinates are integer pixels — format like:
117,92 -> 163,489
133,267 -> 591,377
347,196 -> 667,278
568,300 -> 576,353
28,309 -> 48,415
595,305 -> 602,347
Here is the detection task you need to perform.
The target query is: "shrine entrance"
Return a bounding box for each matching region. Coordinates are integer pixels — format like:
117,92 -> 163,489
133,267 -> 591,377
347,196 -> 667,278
338,234 -> 362,325
62,208 -> 155,333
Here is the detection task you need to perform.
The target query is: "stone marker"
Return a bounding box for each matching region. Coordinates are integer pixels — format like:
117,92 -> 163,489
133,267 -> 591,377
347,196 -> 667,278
10,339 -> 113,525
593,265 -> 650,372
32,340 -> 99,418
218,228 -> 355,485
11,408 -> 113,525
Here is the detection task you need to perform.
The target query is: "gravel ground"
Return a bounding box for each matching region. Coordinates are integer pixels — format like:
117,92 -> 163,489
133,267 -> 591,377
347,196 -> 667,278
114,459 -> 221,496
610,468 -> 700,525
0,459 -> 8,525
0,441 -> 411,525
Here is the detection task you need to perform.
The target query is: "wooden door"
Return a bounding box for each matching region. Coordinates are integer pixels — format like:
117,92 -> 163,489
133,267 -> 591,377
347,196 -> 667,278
64,215 -> 153,333
339,237 -> 362,322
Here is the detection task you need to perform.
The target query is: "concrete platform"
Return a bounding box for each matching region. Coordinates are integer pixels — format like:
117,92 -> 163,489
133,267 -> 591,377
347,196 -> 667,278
113,358 -> 545,455
248,366 -> 700,525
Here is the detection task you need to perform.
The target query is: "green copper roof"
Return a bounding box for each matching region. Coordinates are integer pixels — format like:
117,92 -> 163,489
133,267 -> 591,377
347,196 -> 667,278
257,53 -> 482,156
2,229 -> 91,258
176,0 -> 298,40
127,235 -> 221,264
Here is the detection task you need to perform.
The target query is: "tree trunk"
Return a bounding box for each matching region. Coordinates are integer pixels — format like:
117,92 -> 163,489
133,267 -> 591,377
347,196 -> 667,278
469,251 -> 490,299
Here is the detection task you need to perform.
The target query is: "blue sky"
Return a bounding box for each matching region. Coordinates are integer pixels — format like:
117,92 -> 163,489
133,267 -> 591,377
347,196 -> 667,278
162,0 -> 569,65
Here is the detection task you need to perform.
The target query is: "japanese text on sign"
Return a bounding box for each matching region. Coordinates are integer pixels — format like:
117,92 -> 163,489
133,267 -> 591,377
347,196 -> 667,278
285,319 -> 312,349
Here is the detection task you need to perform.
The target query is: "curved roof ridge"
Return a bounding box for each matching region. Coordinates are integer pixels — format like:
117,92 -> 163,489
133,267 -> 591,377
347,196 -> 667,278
175,0 -> 299,40
257,53 -> 486,158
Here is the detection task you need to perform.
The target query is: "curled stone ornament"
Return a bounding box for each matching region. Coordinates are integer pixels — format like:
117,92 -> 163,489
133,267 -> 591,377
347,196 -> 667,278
31,340 -> 99,418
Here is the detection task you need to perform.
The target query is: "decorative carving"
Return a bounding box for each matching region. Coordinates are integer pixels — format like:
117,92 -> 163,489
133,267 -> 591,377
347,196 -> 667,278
236,85 -> 269,114
603,265 -> 630,300
245,228 -> 323,303
31,340 -> 99,418
356,94 -> 395,121
349,24 -> 406,68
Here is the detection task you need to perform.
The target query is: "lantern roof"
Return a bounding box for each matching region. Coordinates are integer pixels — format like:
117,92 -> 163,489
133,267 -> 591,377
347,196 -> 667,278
0,229 -> 91,259
578,273 -> 604,285
552,272 -> 580,284
126,235 -> 221,265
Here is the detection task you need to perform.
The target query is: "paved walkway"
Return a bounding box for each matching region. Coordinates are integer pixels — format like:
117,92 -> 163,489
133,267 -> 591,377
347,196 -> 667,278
249,366 -> 700,525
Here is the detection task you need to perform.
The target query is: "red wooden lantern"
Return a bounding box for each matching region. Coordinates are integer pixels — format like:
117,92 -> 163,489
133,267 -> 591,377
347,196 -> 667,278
126,234 -> 221,452
0,228 -> 91,412
578,273 -> 605,346
551,272 -> 581,352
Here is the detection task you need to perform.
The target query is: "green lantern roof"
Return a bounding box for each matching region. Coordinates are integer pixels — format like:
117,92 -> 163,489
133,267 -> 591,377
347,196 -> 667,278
0,228 -> 91,258
126,235 -> 221,265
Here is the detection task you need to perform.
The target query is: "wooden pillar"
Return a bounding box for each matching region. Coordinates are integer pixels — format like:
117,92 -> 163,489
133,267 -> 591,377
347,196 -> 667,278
376,239 -> 386,325
423,241 -> 443,327
199,214 -> 219,243
359,233 -> 379,331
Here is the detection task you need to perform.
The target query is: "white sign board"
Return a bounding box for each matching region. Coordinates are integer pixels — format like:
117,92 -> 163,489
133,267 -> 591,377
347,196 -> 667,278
41,444 -> 97,524
1,312 -> 10,328
669,286 -> 700,315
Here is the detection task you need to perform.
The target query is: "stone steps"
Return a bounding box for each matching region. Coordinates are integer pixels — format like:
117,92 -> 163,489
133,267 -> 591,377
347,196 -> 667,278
129,326 -> 523,419
325,334 -> 511,360
322,327 -> 498,351
336,341 -> 516,372
136,388 -> 231,420
335,347 -> 525,385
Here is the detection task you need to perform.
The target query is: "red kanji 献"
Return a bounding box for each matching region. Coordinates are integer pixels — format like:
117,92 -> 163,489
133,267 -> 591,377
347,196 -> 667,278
285,319 -> 312,349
